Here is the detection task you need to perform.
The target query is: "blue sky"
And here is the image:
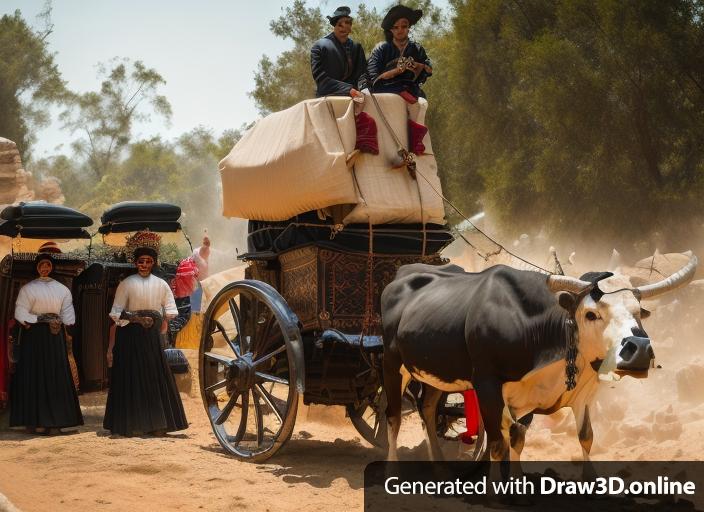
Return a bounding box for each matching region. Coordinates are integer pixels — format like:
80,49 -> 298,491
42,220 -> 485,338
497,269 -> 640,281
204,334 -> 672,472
4,0 -> 448,157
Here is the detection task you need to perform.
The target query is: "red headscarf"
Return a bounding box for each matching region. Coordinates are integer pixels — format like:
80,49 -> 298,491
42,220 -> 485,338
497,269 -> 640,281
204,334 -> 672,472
171,257 -> 199,298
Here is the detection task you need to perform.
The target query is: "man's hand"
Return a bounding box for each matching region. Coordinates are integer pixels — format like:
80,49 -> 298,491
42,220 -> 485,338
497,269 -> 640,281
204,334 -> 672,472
106,350 -> 113,368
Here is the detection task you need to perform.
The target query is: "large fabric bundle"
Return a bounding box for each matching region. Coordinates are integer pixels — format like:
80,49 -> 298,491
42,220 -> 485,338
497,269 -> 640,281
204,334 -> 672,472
219,93 -> 445,225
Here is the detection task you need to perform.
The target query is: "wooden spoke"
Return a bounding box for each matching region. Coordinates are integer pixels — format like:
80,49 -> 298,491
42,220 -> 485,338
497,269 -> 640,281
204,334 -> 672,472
252,316 -> 276,359
215,321 -> 240,358
228,298 -> 242,336
227,299 -> 244,354
254,384 -> 284,424
233,392 -> 250,445
205,379 -> 227,393
252,344 -> 287,368
204,352 -> 235,367
253,391 -> 264,445
214,392 -> 239,425
255,371 -> 289,386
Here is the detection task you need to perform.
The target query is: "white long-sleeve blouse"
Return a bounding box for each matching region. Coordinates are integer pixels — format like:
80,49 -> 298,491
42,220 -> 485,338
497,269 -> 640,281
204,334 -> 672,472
14,277 -> 76,325
109,273 -> 178,325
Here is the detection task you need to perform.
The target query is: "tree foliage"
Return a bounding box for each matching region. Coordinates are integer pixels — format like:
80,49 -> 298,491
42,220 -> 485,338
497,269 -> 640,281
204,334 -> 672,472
0,6 -> 67,160
432,0 -> 704,249
60,58 -> 172,180
250,0 -> 326,114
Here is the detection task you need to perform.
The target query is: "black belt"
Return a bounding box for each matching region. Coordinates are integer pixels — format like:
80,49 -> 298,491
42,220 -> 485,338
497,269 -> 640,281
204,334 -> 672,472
36,313 -> 63,335
120,310 -> 163,330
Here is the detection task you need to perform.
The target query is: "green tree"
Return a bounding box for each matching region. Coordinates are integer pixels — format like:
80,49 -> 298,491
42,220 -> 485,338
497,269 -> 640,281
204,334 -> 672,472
70,127 -> 242,222
250,0 -> 326,114
0,6 -> 67,160
434,0 -> 704,251
60,58 -> 172,181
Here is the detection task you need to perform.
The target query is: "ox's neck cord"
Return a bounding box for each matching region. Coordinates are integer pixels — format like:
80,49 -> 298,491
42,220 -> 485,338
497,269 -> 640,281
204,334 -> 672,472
565,318 -> 579,390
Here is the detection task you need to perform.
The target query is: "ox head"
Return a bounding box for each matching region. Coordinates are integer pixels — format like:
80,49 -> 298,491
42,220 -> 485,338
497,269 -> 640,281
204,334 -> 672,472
547,251 -> 698,379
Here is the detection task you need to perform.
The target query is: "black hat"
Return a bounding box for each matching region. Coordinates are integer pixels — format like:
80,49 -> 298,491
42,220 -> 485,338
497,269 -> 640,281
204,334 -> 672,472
381,5 -> 423,30
327,6 -> 352,26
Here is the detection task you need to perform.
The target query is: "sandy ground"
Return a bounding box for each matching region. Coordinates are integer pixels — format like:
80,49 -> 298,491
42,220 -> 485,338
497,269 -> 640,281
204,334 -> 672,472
1,257 -> 702,511
1,355 -> 703,512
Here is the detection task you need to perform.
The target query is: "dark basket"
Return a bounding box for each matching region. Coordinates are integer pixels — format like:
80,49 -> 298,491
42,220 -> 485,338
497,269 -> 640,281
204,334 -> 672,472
164,348 -> 190,374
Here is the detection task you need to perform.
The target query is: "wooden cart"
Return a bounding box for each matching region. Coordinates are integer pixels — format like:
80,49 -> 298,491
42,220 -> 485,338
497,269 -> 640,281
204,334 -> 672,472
199,218 -> 485,461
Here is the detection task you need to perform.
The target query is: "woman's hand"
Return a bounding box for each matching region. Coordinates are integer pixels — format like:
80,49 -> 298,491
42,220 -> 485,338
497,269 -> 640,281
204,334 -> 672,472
106,350 -> 113,368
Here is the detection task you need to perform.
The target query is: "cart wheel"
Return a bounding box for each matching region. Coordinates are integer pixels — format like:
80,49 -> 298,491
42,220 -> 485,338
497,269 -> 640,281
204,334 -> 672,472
436,392 -> 487,461
348,387 -> 420,449
347,387 -> 388,448
199,280 -> 302,462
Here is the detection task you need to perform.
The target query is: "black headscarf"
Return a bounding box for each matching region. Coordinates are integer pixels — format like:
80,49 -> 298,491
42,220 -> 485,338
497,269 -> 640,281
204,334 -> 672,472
133,247 -> 158,262
34,253 -> 55,275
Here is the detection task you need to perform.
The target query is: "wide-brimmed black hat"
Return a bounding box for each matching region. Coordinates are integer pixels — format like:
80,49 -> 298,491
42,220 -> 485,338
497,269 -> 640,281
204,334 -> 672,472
327,6 -> 352,26
381,5 -> 423,30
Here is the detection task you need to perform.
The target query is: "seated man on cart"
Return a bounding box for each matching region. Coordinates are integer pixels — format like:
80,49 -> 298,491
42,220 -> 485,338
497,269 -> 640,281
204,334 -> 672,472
311,6 -> 367,98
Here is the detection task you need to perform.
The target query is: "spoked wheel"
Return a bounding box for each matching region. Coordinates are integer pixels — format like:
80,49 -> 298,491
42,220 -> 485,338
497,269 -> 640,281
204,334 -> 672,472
436,392 -> 487,461
347,387 -> 388,448
199,280 -> 303,462
347,384 -> 424,449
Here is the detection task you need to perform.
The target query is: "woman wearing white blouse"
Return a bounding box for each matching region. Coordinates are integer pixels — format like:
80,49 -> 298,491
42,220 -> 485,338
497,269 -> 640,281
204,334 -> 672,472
103,234 -> 188,437
10,253 -> 83,434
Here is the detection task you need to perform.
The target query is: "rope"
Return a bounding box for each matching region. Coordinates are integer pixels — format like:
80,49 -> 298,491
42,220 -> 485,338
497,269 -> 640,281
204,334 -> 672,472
410,164 -> 553,274
338,87 -> 549,274
368,87 -> 429,254
413,177 -> 427,257
357,218 -> 375,369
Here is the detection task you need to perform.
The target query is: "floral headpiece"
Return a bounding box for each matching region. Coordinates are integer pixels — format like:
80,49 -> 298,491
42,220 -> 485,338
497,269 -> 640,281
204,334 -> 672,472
125,230 -> 161,262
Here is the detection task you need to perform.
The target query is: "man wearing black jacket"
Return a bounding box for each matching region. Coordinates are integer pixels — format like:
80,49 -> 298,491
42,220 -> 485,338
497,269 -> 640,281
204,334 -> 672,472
311,6 -> 367,97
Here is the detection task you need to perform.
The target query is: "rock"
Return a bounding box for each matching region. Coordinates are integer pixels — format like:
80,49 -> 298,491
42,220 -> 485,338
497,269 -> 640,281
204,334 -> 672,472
676,364 -> 704,404
651,421 -> 682,442
650,404 -> 682,442
654,404 -> 676,423
598,399 -> 626,422
595,424 -> 620,450
619,422 -> 650,441
0,136 -> 65,205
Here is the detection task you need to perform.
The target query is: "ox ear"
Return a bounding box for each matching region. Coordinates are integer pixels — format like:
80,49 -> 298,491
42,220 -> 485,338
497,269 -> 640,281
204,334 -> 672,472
640,308 -> 651,319
556,292 -> 577,314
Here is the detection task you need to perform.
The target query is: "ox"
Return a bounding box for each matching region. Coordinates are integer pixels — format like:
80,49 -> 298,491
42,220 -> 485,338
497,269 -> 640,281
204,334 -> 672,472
381,253 -> 698,464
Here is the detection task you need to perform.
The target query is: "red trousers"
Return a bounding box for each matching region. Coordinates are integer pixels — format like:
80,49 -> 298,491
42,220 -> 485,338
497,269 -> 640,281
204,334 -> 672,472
460,389 -> 479,443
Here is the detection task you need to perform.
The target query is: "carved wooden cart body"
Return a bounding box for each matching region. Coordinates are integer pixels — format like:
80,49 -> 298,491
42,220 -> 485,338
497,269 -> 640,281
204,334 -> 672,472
199,218 -> 481,461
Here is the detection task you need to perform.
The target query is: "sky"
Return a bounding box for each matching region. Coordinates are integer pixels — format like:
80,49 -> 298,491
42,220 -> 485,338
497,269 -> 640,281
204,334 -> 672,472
4,0 -> 448,157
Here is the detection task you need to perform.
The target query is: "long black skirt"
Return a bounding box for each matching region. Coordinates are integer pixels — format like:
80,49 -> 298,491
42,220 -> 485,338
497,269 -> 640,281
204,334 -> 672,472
103,323 -> 188,436
10,323 -> 84,429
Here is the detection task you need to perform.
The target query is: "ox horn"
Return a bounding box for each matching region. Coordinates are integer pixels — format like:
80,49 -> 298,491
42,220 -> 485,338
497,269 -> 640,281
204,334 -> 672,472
547,275 -> 592,295
635,251 -> 698,299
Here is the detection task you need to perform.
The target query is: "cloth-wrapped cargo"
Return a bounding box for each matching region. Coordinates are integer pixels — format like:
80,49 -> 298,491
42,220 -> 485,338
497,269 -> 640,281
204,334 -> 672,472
219,93 -> 445,225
